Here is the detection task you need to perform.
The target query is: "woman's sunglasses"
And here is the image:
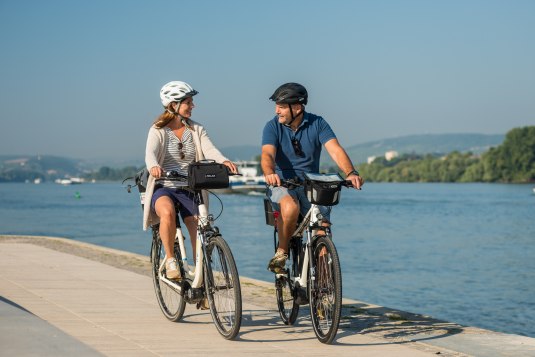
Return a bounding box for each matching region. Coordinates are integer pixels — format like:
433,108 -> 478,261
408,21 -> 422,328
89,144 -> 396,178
177,142 -> 185,159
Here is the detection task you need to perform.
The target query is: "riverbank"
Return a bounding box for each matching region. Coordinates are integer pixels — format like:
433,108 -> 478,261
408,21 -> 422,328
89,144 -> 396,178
1,235 -> 534,356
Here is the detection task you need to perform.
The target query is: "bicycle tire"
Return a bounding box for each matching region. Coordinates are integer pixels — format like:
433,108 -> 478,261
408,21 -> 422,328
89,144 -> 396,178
275,235 -> 299,325
151,230 -> 186,322
203,235 -> 242,340
308,235 -> 342,344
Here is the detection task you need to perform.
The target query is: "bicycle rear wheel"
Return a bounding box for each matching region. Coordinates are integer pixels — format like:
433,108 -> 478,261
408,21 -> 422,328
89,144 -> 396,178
151,229 -> 186,322
204,235 -> 242,340
308,235 -> 342,344
275,235 -> 299,325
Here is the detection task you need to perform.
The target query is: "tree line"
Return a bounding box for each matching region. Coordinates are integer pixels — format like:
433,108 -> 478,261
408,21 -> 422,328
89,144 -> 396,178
355,126 -> 535,183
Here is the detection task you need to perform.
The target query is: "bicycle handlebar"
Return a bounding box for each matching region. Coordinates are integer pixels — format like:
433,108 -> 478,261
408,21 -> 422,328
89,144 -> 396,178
163,169 -> 242,181
278,178 -> 355,189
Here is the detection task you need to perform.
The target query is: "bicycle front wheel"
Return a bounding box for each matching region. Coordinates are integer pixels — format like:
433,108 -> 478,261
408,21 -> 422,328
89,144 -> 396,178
204,235 -> 242,340
308,235 -> 342,344
151,230 -> 186,322
275,236 -> 299,325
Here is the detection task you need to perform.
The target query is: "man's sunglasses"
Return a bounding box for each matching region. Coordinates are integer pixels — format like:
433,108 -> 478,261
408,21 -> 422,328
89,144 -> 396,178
291,138 -> 304,157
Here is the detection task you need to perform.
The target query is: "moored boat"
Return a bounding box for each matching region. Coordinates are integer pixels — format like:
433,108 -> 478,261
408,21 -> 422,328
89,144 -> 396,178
218,161 -> 266,194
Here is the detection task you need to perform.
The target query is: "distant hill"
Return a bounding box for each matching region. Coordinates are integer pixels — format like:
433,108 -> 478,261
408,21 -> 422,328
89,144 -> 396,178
220,133 -> 504,164
0,155 -> 84,182
342,133 -> 504,164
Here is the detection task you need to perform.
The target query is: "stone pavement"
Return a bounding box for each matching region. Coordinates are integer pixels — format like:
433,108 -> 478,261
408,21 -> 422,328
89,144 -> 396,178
1,237 -> 534,356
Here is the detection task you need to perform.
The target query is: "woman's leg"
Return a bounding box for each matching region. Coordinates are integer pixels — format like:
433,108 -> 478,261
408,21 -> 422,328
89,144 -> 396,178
154,196 -> 177,260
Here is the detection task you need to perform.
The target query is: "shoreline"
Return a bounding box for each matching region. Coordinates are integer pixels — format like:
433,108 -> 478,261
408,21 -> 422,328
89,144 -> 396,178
2,234 -> 534,356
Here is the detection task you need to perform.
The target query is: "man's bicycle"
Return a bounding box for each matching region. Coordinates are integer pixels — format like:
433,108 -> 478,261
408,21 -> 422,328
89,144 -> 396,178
264,172 -> 352,344
124,165 -> 242,340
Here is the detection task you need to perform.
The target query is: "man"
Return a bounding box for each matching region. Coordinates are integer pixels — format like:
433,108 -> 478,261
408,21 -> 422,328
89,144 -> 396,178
261,82 -> 364,273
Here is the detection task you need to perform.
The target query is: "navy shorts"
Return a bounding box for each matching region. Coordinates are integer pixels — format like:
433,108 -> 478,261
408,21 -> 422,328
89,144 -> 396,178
151,186 -> 198,221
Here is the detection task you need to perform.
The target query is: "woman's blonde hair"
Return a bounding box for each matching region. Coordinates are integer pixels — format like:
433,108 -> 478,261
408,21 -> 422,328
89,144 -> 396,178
152,105 -> 194,130
153,110 -> 175,129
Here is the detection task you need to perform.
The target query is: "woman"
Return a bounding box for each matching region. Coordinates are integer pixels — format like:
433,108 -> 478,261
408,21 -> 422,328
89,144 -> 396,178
143,80 -> 237,279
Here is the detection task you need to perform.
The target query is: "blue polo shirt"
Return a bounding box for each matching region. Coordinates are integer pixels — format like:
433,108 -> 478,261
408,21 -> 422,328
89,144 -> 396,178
261,112 -> 336,180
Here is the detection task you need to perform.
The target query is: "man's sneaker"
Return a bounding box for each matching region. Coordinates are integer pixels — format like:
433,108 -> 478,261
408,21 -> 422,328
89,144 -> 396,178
267,250 -> 288,273
165,257 -> 181,280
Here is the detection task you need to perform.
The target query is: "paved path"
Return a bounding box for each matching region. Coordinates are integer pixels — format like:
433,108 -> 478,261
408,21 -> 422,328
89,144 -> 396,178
1,238 -> 534,356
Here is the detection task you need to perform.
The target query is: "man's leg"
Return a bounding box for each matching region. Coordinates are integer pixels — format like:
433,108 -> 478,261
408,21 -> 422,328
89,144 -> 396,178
276,194 -> 299,252
268,193 -> 299,273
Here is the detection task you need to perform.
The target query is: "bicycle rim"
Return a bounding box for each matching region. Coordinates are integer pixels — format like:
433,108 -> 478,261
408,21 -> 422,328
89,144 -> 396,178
151,233 -> 186,321
204,235 -> 242,339
308,236 -> 342,344
275,238 -> 299,324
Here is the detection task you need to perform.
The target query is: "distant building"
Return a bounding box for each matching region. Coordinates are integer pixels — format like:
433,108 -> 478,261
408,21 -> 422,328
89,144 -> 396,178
385,150 -> 399,161
367,156 -> 377,164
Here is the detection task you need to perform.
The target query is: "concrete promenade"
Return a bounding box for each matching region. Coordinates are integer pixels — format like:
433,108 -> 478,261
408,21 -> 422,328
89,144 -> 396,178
1,235 -> 534,356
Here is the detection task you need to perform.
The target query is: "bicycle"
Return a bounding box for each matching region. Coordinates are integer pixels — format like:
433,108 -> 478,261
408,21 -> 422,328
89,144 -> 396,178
263,172 -> 353,344
124,166 -> 242,340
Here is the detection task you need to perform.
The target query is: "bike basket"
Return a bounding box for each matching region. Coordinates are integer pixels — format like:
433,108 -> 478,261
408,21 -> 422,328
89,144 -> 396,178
187,160 -> 229,190
134,168 -> 149,193
263,197 -> 277,226
304,172 -> 343,206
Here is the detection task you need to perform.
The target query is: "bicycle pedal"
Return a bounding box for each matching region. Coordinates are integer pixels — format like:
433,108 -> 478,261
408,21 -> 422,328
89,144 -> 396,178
196,297 -> 210,310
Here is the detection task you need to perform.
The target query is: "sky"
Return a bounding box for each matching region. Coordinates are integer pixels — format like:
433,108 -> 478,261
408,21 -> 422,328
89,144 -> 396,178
1,0 -> 534,161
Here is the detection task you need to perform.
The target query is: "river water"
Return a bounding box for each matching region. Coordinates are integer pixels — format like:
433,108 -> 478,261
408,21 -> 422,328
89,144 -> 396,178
1,182 -> 533,337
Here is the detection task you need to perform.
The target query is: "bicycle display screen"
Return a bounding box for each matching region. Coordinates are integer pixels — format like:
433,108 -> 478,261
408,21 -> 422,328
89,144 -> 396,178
304,173 -> 343,182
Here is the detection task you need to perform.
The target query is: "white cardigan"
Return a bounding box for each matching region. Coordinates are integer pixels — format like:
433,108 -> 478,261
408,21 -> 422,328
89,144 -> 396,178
142,119 -> 229,230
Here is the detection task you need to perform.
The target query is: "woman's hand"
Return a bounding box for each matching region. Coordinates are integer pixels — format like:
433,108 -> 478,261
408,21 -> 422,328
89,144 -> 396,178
223,160 -> 238,174
150,166 -> 163,179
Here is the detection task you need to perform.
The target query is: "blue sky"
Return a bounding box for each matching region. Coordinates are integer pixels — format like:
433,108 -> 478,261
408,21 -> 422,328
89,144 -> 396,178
1,0 -> 534,161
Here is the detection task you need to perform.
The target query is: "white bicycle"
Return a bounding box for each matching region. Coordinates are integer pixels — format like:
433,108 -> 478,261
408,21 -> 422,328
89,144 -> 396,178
264,172 -> 353,344
125,168 -> 242,340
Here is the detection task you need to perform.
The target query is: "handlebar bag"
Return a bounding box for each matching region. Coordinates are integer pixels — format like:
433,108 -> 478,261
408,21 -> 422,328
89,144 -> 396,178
188,160 -> 230,190
304,172 -> 343,206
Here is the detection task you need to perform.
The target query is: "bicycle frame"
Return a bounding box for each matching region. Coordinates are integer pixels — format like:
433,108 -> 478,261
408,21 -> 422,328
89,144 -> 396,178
276,203 -> 328,291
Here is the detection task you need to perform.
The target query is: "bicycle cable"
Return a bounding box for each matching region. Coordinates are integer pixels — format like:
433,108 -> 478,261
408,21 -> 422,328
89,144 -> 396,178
206,189 -> 224,221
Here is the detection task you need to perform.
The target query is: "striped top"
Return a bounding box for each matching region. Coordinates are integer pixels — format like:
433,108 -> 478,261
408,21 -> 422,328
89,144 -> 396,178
157,127 -> 196,188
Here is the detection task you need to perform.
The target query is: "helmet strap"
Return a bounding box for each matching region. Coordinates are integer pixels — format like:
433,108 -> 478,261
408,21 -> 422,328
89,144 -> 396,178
283,104 -> 303,128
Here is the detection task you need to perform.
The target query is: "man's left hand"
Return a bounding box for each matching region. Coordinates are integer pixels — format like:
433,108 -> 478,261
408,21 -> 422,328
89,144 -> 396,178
347,173 -> 364,190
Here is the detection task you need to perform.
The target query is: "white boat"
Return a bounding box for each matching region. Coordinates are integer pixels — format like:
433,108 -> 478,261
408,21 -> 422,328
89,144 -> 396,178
220,161 -> 266,194
55,177 -> 84,185
70,177 -> 84,184
56,178 -> 73,185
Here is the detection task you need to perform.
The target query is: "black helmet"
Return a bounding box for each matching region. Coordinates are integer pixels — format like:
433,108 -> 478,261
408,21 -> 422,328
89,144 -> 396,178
269,82 -> 308,105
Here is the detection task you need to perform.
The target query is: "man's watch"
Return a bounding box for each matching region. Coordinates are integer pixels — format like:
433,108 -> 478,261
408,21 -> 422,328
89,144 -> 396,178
346,169 -> 360,178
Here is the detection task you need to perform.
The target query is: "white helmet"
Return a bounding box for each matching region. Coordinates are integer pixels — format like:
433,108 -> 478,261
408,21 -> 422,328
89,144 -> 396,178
159,81 -> 198,107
